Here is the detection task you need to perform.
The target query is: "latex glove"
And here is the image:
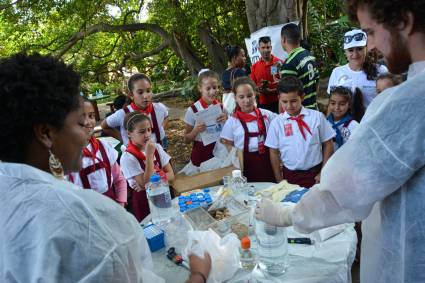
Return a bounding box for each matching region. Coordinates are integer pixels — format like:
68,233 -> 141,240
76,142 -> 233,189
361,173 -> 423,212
255,198 -> 293,227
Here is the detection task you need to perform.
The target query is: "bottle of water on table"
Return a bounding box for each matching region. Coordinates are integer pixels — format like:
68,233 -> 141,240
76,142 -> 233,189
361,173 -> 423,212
256,192 -> 288,276
147,174 -> 173,226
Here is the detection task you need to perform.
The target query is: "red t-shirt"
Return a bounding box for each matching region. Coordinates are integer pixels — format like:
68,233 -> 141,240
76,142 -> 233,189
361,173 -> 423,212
250,55 -> 283,105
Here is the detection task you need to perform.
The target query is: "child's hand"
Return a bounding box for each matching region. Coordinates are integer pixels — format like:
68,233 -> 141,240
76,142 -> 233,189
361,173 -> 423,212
145,140 -> 156,157
216,113 -> 227,124
193,122 -> 207,134
314,172 -> 321,184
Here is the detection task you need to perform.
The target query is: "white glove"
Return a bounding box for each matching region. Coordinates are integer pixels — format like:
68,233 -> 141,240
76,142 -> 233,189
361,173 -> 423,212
255,198 -> 293,227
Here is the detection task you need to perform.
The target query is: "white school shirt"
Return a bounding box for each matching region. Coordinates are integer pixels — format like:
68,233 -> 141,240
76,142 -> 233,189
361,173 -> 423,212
120,143 -> 170,189
331,119 -> 359,152
105,102 -> 168,145
327,63 -> 388,107
68,139 -> 118,194
265,107 -> 335,170
184,100 -> 225,142
220,108 -> 277,152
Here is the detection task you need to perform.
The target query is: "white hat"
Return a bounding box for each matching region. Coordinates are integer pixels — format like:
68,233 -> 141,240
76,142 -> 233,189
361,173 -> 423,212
198,68 -> 210,77
343,29 -> 367,50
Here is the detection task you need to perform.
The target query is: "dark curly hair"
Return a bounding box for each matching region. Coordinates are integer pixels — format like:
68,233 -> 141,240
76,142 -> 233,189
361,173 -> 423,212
0,53 -> 81,162
347,0 -> 425,33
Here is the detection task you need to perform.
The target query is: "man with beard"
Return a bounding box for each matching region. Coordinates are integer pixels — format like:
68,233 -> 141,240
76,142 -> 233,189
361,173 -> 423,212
255,1 -> 425,282
250,36 -> 283,113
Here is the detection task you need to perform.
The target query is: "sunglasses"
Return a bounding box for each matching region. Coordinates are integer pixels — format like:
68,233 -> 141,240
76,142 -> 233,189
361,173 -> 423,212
344,33 -> 366,44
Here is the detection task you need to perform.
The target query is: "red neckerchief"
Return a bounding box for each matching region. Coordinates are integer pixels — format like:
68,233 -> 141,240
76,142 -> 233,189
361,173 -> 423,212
233,106 -> 266,136
199,97 -> 220,109
83,136 -> 101,163
288,114 -> 312,140
126,141 -> 163,173
131,102 -> 153,115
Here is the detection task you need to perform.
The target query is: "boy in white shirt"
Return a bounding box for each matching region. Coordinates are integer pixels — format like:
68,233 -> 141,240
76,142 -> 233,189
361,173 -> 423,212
266,76 -> 335,188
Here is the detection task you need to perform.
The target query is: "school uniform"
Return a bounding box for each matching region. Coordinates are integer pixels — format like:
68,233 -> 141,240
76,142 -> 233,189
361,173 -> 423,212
327,114 -> 359,152
120,142 -> 171,222
68,137 -> 127,203
221,107 -> 277,182
265,107 -> 335,188
105,102 -> 168,146
184,98 -> 224,167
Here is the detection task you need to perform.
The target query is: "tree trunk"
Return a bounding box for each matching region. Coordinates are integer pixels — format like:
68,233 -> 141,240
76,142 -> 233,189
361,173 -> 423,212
197,23 -> 227,73
244,0 -> 298,33
171,31 -> 204,76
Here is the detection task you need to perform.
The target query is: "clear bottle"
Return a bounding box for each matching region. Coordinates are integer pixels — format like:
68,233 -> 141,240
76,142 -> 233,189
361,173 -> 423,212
240,236 -> 256,270
231,170 -> 247,195
256,192 -> 288,276
147,174 -> 173,226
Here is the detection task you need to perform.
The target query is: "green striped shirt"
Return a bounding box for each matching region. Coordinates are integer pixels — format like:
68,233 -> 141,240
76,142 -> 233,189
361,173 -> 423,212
280,47 -> 319,109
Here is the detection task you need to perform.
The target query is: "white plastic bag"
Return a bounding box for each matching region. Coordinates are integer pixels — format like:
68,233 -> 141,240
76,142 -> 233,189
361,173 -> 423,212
183,229 -> 240,283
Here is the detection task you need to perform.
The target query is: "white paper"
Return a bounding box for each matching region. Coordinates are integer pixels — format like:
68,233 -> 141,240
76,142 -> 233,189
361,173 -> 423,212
196,104 -> 223,146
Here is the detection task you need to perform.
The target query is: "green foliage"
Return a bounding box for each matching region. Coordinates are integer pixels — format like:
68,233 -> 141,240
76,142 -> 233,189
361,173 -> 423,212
180,76 -> 199,102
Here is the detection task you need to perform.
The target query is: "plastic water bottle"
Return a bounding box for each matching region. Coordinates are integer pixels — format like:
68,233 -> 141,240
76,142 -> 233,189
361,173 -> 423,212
256,192 -> 288,276
231,170 -> 247,194
147,174 -> 173,226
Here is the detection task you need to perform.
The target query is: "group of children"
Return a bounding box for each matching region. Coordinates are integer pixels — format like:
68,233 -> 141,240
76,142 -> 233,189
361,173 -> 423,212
66,67 -> 399,222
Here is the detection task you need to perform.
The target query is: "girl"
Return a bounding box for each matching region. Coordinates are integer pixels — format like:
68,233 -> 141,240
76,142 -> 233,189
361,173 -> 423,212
68,98 -> 127,206
221,77 -> 276,182
184,70 -> 227,167
376,73 -> 403,95
101,73 -> 169,148
120,112 -> 174,222
327,86 -> 362,151
221,45 -> 247,114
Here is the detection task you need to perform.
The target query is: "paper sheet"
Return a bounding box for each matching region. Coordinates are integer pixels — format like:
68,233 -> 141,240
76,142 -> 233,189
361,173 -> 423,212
196,104 -> 223,145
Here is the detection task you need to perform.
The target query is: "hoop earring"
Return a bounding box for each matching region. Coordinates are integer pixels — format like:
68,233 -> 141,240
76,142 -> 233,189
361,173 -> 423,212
49,149 -> 64,179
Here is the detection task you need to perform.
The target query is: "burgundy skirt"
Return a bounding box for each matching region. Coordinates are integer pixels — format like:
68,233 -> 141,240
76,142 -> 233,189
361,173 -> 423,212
102,185 -> 117,201
244,150 -> 275,182
131,189 -> 150,222
191,141 -> 215,167
282,163 -> 321,188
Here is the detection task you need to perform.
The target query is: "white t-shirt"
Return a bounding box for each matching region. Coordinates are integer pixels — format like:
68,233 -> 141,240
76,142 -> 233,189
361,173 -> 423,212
327,64 -> 388,107
220,108 -> 277,152
330,119 -> 359,152
105,102 -> 168,145
184,101 -> 225,142
265,107 -> 335,170
120,143 -> 170,189
68,139 -> 118,194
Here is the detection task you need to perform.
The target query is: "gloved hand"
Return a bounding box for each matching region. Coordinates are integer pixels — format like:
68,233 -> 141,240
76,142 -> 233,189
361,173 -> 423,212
255,198 -> 293,227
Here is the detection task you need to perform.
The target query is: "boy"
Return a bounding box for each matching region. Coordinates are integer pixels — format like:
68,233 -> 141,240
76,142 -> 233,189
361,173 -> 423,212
265,76 -> 334,188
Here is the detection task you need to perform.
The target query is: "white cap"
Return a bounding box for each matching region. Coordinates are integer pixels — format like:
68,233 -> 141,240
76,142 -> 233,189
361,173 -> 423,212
343,29 -> 367,50
232,170 -> 242,178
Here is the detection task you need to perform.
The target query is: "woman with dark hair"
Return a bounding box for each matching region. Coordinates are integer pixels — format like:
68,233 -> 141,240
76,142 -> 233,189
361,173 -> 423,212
0,53 -> 210,282
327,29 -> 388,108
221,45 -> 247,113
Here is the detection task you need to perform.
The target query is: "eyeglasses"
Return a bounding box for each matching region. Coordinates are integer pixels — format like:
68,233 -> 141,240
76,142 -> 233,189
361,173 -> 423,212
344,33 -> 366,44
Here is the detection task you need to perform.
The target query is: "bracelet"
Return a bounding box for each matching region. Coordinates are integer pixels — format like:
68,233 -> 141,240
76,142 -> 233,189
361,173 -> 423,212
190,271 -> 207,283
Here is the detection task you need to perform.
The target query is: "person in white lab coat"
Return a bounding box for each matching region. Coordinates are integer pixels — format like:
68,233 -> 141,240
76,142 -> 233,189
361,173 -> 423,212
0,54 -> 210,283
256,1 -> 425,282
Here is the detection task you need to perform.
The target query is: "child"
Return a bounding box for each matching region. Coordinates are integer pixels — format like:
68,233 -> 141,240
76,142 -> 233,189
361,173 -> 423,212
265,76 -> 335,188
327,86 -> 362,152
101,73 -> 168,148
221,77 -> 276,182
120,112 -> 174,222
68,98 -> 127,206
184,70 -> 227,167
376,73 -> 402,95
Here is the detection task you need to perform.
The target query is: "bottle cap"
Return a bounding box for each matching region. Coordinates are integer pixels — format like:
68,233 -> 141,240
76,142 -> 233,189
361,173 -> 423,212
203,188 -> 210,193
241,236 -> 251,249
150,174 -> 161,183
232,170 -> 242,178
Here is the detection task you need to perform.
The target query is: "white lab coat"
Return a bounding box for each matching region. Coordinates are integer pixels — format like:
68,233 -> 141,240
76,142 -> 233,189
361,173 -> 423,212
291,62 -> 425,283
0,162 -> 164,283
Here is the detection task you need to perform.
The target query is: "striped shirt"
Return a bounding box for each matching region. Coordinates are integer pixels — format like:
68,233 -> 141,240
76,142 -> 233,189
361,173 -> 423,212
280,47 -> 319,109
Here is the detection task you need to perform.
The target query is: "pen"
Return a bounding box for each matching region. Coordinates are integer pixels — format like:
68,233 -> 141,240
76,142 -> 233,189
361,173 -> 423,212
287,237 -> 313,245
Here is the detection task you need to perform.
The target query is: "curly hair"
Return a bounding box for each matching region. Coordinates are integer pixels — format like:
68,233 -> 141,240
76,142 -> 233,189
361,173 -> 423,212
0,53 -> 81,162
347,0 -> 425,33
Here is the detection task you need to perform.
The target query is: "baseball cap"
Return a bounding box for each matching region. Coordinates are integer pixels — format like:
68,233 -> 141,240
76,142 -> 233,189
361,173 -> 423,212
343,29 -> 367,50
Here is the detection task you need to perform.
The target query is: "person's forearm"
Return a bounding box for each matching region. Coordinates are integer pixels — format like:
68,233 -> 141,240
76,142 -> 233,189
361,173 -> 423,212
321,140 -> 334,167
142,157 -> 155,185
184,130 -> 198,143
101,126 -> 123,142
186,272 -> 207,283
269,149 -> 282,182
111,163 -> 128,203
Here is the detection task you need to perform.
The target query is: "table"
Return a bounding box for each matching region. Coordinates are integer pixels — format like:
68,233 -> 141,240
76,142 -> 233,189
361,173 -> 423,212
88,94 -> 110,121
146,183 -> 357,283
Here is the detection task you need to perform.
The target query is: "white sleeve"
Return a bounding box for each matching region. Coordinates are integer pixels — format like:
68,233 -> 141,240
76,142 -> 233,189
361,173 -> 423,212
105,109 -> 124,128
348,120 -> 359,136
290,85 -> 425,234
155,144 -> 171,167
120,153 -> 143,179
327,68 -> 337,94
378,64 -> 389,74
265,118 -> 280,149
318,113 -> 336,143
157,102 -> 169,119
220,118 -> 235,142
184,107 -> 196,126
